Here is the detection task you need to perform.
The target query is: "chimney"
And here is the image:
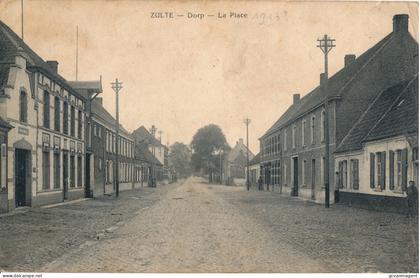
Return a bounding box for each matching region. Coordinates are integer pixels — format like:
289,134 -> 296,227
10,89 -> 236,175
293,93 -> 300,105
393,14 -> 409,34
94,97 -> 103,106
238,138 -> 244,145
320,73 -> 327,87
46,60 -> 58,74
344,54 -> 356,67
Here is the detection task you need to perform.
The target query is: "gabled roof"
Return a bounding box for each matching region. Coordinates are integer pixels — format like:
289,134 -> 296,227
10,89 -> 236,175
249,152 -> 261,166
364,75 -> 418,143
262,33 -> 394,138
227,139 -> 254,162
135,144 -> 162,166
132,126 -> 164,147
0,21 -> 85,100
91,99 -> 132,138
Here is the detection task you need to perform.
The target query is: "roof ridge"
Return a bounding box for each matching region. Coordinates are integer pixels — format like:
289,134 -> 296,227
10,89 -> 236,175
362,73 -> 418,143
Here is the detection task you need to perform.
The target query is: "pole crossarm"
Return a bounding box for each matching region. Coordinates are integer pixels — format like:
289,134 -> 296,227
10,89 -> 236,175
111,78 -> 123,94
317,34 -> 336,54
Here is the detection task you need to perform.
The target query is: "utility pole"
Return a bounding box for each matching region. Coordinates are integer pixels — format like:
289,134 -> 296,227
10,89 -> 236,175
244,118 -> 251,191
317,34 -> 335,208
150,125 -> 157,187
111,78 -> 123,197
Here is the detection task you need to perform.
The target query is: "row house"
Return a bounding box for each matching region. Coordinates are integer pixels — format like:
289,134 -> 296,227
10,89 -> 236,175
335,75 -> 418,213
247,152 -> 261,189
224,138 -> 254,186
88,97 -> 136,196
0,21 -> 87,212
259,14 -> 418,204
132,126 -> 166,184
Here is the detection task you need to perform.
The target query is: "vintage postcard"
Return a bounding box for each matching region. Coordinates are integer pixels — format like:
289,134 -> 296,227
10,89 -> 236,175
0,0 -> 418,276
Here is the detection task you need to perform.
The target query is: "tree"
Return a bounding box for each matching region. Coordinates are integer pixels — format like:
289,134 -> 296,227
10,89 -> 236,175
190,124 -> 230,180
168,142 -> 192,178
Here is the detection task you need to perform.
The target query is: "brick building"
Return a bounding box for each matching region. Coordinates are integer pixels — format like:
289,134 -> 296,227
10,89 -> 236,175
0,21 -> 88,211
224,138 -> 254,186
259,14 -> 418,204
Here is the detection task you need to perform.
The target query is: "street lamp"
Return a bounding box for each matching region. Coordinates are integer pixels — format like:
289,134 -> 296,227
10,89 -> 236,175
111,78 -> 123,197
244,118 -> 251,191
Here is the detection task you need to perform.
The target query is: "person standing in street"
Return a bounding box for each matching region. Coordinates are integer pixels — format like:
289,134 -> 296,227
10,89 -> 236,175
407,180 -> 418,218
258,176 -> 263,191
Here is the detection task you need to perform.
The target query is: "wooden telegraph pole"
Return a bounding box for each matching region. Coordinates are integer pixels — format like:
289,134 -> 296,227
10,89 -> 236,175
317,34 -> 335,208
111,78 -> 123,197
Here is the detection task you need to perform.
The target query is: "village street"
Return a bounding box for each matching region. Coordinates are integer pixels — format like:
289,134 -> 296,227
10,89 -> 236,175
1,177 -> 418,273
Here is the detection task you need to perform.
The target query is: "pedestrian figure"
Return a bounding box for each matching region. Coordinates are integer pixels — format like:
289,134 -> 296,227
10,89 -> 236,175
407,180 -> 418,218
258,176 -> 263,191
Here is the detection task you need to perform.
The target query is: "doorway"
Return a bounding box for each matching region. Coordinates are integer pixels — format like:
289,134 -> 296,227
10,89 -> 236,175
63,152 -> 68,200
85,153 -> 91,198
292,157 -> 299,196
15,149 -> 31,207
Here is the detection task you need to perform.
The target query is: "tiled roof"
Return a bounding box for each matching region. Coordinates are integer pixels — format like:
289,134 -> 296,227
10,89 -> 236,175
336,77 -> 416,153
91,99 -> 132,138
135,144 -> 162,166
364,75 -> 418,143
132,126 -> 164,147
249,152 -> 260,166
262,26 -> 418,140
227,140 -> 254,162
262,33 -> 393,138
0,21 -> 85,100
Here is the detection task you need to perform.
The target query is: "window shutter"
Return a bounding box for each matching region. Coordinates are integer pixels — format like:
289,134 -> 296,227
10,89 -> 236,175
381,151 -> 386,190
353,160 -> 359,190
370,153 -> 375,188
402,148 -> 408,191
389,151 -> 394,190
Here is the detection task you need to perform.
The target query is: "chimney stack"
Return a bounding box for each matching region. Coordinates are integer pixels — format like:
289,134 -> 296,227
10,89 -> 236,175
238,138 -> 244,145
344,54 -> 356,67
293,93 -> 300,105
320,73 -> 327,87
94,97 -> 103,106
46,60 -> 58,74
393,14 -> 409,34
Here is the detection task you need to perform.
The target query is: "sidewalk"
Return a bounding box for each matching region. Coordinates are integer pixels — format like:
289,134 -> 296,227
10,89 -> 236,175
0,184 -> 173,272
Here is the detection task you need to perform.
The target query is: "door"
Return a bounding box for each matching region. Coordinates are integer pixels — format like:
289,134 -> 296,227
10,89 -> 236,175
63,152 -> 68,200
292,157 -> 299,196
15,149 -> 28,207
311,159 -> 316,200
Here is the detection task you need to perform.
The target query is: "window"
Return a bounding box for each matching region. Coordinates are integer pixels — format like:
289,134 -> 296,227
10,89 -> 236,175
338,160 -> 347,189
321,109 -> 325,142
63,102 -> 69,134
70,155 -> 75,187
54,153 -> 60,188
98,158 -> 102,170
350,159 -> 359,190
54,97 -> 60,132
43,91 -> 50,128
395,149 -> 408,191
302,159 -> 306,186
292,125 -> 296,149
77,156 -> 82,187
376,152 -> 386,189
19,90 -> 27,123
321,156 -> 325,187
283,163 -> 287,185
389,150 -> 395,190
283,129 -> 287,151
310,115 -> 315,144
70,106 -> 75,137
302,119 -> 306,147
42,151 -> 50,189
78,110 -> 83,139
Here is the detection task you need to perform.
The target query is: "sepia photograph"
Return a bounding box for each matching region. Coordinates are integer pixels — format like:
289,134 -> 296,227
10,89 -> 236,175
0,0 -> 418,276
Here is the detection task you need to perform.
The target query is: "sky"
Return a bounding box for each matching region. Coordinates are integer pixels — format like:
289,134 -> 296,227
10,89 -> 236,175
0,0 -> 418,154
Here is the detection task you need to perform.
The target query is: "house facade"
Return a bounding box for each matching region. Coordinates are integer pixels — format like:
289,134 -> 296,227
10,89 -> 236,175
0,21 -> 88,212
247,152 -> 261,189
335,76 -> 418,213
224,138 -> 254,186
259,14 -> 418,204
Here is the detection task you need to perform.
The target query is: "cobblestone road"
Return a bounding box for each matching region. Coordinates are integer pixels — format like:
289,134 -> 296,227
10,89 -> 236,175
1,177 -> 418,273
